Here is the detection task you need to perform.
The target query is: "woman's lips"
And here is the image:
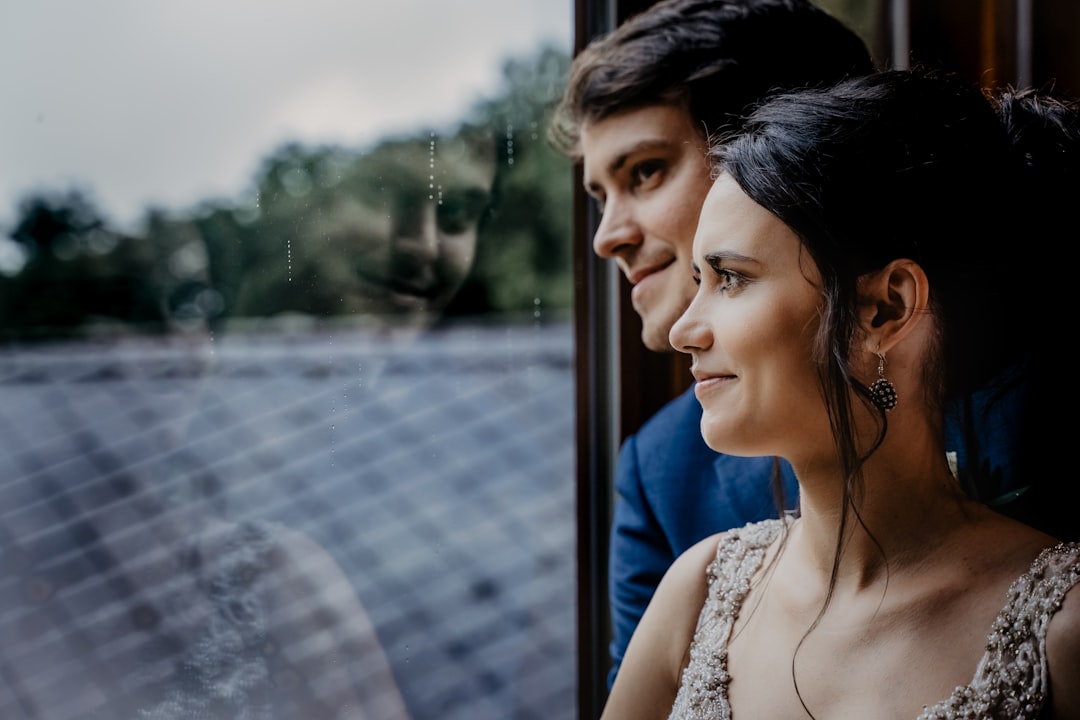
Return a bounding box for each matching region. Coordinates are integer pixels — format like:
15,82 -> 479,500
693,374 -> 736,400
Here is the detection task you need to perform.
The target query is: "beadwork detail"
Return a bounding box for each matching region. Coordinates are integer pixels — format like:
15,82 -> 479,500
869,377 -> 898,411
869,353 -> 899,411
667,520 -> 1080,719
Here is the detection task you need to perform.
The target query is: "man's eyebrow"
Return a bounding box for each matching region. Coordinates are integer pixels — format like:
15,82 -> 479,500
583,138 -> 672,192
606,138 -> 670,175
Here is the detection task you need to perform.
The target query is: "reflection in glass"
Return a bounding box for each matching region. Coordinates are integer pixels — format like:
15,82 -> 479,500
0,6 -> 573,719
231,127 -> 497,328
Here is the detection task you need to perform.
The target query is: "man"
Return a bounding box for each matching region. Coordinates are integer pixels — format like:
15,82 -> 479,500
549,0 -> 875,687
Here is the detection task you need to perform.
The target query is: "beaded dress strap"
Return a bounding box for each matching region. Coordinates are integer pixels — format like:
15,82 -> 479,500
668,519 -> 784,720
916,542 -> 1080,720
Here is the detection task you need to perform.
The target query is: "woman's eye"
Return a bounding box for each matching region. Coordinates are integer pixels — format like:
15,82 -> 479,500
715,269 -> 744,294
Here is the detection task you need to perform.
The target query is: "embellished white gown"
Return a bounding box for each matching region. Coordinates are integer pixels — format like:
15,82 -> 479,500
668,519 -> 1080,720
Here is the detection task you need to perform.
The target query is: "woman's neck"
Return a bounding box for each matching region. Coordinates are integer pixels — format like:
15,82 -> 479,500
786,417 -> 976,588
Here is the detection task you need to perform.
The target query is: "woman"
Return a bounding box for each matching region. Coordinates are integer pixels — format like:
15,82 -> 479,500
601,71 -> 1080,719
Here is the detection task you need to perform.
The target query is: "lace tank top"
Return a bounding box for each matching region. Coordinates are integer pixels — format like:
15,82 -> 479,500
669,519 -> 1080,719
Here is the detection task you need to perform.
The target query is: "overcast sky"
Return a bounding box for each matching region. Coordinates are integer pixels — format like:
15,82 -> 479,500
0,1 -> 570,232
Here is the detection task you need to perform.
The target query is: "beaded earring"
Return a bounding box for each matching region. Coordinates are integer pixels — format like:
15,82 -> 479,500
869,352 -> 898,411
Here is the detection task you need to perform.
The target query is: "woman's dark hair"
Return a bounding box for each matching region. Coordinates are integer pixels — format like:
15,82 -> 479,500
549,0 -> 874,156
717,69 -> 1079,525
715,67 -> 1080,715
720,69 -> 1027,412
718,68 -> 1033,495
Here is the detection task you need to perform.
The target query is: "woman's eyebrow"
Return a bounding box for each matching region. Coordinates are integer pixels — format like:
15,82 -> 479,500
704,250 -> 759,270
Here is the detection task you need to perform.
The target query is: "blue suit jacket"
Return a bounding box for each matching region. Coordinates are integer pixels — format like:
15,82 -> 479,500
606,387 -> 797,688
606,370 -> 1034,690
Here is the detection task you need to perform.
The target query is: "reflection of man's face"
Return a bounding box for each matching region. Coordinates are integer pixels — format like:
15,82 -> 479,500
311,133 -> 495,322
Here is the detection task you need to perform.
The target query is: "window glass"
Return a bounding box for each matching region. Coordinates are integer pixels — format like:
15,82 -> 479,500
0,3 -> 574,719
815,0 -> 888,66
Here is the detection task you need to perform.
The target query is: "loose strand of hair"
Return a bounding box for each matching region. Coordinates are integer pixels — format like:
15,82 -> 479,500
791,297 -> 890,718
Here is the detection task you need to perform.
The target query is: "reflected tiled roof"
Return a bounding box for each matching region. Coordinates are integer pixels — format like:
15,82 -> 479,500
0,320 -> 576,720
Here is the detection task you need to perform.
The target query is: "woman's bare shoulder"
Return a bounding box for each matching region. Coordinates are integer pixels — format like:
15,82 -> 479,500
600,532 -> 730,720
1045,543 -> 1080,718
673,530 -> 731,580
645,530 -> 729,653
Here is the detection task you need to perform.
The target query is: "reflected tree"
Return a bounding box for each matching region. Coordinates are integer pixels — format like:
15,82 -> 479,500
0,45 -> 573,340
452,45 -> 573,318
0,191 -> 165,338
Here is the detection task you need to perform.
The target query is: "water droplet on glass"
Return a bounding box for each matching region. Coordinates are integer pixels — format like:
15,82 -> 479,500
429,132 -> 438,200
279,165 -> 313,197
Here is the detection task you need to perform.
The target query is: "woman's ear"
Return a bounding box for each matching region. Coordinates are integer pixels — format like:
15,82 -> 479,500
856,259 -> 930,354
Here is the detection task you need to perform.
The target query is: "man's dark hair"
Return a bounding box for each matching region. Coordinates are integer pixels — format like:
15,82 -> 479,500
550,0 -> 875,156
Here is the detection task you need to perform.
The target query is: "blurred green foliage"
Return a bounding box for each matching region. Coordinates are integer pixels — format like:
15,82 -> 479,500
0,45 -> 572,340
459,46 -> 574,316
814,0 -> 887,68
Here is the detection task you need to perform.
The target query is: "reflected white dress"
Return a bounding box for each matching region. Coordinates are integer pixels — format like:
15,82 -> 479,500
668,519 -> 1080,720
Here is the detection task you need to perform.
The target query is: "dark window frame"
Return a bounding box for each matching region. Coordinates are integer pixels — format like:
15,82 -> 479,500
573,1 -> 692,715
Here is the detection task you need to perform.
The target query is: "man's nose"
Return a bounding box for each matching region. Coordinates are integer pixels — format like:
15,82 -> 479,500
591,196 -> 642,259
392,202 -> 440,261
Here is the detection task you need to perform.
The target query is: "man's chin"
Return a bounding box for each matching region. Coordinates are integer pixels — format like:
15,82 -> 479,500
639,323 -> 677,353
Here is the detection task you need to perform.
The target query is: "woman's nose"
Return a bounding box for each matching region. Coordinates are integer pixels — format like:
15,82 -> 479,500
669,296 -> 710,354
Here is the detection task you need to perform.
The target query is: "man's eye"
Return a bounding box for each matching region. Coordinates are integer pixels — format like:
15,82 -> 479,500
631,160 -> 664,187
437,203 -> 470,234
437,190 -> 489,234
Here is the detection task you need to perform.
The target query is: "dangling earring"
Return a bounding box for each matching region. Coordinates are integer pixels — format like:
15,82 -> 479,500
869,352 -> 898,411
